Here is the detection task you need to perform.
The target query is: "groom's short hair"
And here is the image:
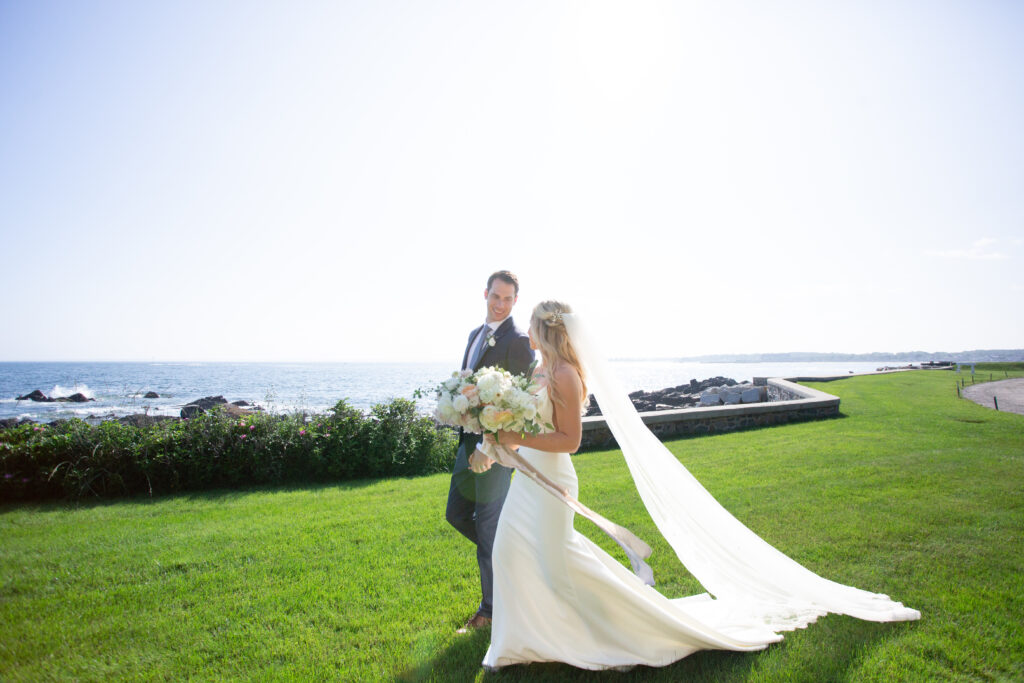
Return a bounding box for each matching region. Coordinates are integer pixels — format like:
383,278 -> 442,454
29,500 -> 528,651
487,270 -> 520,296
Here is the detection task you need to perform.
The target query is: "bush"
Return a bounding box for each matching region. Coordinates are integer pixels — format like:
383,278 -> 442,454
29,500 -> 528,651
0,399 -> 458,503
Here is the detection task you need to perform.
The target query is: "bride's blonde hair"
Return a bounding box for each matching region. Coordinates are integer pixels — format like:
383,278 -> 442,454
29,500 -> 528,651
530,301 -> 588,408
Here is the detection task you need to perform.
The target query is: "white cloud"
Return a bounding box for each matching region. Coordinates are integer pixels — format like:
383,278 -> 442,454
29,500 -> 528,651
927,238 -> 1007,260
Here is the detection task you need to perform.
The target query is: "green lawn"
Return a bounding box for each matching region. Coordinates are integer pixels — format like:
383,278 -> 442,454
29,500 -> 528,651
2,369 -> 1022,681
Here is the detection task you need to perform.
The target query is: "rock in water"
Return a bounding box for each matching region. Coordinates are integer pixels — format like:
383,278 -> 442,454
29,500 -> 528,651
144,391 -> 159,399
54,393 -> 93,403
16,389 -> 53,402
180,395 -> 228,418
223,403 -> 251,417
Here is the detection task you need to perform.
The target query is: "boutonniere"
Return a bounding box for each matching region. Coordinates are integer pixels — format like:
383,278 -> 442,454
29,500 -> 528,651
486,331 -> 496,347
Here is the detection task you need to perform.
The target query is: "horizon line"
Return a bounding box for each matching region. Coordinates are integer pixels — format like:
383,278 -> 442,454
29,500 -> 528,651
1,349 -> 1021,364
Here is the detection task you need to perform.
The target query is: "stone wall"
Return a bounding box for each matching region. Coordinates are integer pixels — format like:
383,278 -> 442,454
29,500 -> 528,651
578,378 -> 840,452
765,383 -> 804,402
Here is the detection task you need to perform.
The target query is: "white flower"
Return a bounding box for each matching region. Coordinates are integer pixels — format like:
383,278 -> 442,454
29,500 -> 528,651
435,402 -> 456,424
452,394 -> 470,412
487,334 -> 496,347
479,405 -> 499,431
506,388 -> 531,411
475,370 -> 505,403
433,394 -> 461,425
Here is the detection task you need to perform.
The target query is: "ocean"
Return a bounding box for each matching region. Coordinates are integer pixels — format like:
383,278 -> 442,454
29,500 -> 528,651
0,360 -> 918,423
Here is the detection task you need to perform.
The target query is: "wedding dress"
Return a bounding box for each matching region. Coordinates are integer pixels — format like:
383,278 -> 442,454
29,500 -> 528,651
481,314 -> 919,671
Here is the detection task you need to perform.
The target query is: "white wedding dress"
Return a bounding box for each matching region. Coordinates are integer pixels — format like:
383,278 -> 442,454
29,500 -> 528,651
481,313 -> 919,671
483,387 -> 782,670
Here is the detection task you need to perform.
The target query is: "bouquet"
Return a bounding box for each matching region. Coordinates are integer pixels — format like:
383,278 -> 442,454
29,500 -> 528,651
424,365 -> 550,435
419,365 -> 656,585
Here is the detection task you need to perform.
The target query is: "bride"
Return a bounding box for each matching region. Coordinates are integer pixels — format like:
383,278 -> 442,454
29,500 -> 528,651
479,300 -> 919,671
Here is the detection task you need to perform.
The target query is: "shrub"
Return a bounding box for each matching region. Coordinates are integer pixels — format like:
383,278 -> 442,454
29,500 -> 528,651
0,399 -> 458,503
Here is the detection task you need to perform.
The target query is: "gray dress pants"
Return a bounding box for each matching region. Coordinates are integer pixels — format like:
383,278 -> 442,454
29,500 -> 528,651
445,435 -> 512,618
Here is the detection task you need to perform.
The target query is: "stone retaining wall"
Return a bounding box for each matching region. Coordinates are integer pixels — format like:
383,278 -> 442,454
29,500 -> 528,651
759,377 -> 804,402
578,378 -> 840,451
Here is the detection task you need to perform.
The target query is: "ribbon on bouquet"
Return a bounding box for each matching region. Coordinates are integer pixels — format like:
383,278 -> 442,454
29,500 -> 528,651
478,441 -> 656,587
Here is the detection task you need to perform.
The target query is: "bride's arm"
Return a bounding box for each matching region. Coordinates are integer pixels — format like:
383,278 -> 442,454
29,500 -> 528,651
497,364 -> 583,454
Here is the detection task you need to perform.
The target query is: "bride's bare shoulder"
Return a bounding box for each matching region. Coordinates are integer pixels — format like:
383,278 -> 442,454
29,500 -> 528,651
548,363 -> 582,396
549,363 -> 580,383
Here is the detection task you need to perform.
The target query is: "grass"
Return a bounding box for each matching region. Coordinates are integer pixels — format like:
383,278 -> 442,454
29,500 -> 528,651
1,369 -> 1022,681
972,362 -> 1024,373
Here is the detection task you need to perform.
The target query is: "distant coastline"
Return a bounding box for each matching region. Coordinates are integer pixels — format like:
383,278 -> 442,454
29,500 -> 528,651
623,349 -> 1024,363
4,349 -> 1023,364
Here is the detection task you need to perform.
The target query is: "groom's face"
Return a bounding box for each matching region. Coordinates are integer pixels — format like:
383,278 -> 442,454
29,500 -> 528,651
484,280 -> 517,323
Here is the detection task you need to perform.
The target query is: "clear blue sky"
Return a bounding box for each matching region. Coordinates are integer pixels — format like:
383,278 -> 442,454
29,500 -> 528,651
2,1 -> 1021,362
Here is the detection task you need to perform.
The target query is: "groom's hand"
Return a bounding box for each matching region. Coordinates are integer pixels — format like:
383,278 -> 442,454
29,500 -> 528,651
469,448 -> 494,474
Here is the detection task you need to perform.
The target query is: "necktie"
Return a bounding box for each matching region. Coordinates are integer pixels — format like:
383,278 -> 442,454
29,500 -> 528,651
468,326 -> 490,370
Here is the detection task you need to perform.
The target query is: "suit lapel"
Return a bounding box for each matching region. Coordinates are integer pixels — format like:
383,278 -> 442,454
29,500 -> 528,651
491,317 -> 514,342
472,317 -> 515,371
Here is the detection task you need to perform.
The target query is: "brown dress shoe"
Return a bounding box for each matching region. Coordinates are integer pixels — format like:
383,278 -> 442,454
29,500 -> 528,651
456,612 -> 492,634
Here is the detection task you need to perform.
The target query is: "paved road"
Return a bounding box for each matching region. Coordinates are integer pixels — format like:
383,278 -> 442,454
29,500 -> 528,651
962,378 -> 1024,416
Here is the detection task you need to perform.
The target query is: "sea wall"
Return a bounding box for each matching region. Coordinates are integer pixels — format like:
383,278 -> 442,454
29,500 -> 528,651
578,378 -> 839,451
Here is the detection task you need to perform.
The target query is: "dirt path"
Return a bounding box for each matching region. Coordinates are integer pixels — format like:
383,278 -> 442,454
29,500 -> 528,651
962,378 -> 1024,416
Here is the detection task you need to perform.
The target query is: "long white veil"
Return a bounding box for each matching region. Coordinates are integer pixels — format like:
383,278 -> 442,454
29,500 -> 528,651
563,313 -> 920,631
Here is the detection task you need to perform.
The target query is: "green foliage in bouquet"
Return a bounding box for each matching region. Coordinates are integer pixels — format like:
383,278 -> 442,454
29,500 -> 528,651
0,399 -> 457,502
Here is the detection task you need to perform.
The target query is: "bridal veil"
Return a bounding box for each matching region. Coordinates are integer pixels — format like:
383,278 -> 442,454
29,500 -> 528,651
562,313 -> 920,632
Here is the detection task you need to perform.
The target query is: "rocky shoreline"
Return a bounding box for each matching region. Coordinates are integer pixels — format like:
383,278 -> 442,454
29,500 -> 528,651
3,393 -> 264,430
585,376 -> 765,417
4,377 -> 763,430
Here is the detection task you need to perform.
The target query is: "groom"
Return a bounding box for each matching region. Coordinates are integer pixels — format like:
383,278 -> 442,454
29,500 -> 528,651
446,270 -> 534,633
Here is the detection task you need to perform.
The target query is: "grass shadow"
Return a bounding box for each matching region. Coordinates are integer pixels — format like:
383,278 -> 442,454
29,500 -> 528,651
178,477 -> 384,502
395,627 -> 491,682
0,477 -> 387,515
394,612 -> 902,682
